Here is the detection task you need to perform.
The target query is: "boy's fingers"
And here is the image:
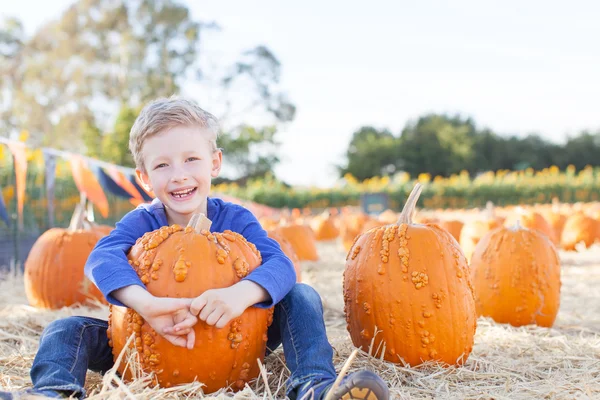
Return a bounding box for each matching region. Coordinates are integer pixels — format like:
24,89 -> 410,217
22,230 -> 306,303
205,309 -> 224,326
186,329 -> 196,350
172,314 -> 197,330
198,303 -> 215,322
215,313 -> 232,329
164,326 -> 191,335
157,298 -> 192,314
190,297 -> 207,316
164,334 -> 187,348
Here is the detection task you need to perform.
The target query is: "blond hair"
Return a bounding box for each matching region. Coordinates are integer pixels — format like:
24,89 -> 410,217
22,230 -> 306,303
129,96 -> 220,171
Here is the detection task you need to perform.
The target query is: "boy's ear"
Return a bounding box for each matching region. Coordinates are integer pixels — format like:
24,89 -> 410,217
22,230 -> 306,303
211,150 -> 223,178
135,168 -> 152,191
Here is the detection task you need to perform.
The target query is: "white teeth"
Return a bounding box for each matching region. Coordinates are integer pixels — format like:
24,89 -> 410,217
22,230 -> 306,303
172,188 -> 194,197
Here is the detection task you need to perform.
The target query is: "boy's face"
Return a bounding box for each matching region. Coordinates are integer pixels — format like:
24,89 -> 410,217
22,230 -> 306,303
135,125 -> 222,225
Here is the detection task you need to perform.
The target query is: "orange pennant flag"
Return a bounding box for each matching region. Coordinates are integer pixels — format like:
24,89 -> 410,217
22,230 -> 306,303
106,166 -> 144,203
6,141 -> 28,229
69,155 -> 110,218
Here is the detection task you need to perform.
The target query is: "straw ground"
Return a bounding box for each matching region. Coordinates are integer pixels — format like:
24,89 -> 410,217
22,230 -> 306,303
1,241 -> 599,399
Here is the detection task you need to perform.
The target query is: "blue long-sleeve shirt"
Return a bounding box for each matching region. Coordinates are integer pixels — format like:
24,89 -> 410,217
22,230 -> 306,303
84,197 -> 296,308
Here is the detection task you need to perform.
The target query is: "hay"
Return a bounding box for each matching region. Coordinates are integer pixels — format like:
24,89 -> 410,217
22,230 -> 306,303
1,242 -> 600,399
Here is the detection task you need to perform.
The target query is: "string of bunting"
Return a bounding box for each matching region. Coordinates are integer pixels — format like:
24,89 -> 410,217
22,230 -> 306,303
0,137 -> 275,229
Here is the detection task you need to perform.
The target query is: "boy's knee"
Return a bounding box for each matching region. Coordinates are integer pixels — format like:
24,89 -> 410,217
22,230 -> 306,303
287,283 -> 323,310
42,316 -> 99,339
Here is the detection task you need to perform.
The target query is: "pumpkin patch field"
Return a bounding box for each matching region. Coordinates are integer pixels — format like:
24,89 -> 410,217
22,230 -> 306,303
1,199 -> 600,399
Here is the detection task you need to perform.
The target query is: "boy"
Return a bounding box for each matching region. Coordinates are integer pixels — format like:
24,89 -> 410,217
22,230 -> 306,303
0,97 -> 389,400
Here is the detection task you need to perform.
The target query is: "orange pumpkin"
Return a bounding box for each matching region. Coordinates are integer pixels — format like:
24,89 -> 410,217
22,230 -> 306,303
460,216 -> 502,262
267,228 -> 302,282
504,208 -> 558,245
107,214 -> 273,392
541,198 -> 567,242
560,212 -> 598,251
309,211 -> 340,241
23,204 -> 107,309
339,212 -> 370,251
278,224 -> 319,261
438,220 -> 464,242
470,221 -> 561,327
344,184 -> 476,366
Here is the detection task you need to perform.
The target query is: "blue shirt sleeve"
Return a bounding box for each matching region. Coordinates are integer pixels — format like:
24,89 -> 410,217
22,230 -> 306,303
232,207 -> 296,308
84,209 -> 153,306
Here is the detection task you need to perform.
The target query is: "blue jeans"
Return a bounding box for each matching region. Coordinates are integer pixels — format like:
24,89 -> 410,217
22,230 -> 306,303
29,283 -> 336,398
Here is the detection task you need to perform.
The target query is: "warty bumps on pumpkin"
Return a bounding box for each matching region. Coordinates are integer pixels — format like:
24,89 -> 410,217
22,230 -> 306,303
470,220 -> 561,328
107,214 -> 274,393
343,184 -> 477,366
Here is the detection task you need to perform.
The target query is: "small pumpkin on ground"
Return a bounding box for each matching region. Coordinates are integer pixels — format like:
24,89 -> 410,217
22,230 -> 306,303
541,198 -> 568,243
24,203 -> 108,309
438,220 -> 464,242
344,184 -> 476,366
309,210 -> 340,241
108,214 -> 273,393
267,228 -> 302,282
504,208 -> 558,245
278,224 -> 319,261
470,220 -> 561,327
560,212 -> 598,251
339,212 -> 370,251
459,202 -> 503,261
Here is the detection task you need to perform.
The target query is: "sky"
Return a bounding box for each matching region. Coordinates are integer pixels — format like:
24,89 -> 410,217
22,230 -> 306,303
3,0 -> 600,187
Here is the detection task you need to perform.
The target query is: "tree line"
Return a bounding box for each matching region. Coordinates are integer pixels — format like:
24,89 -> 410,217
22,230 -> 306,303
338,115 -> 600,181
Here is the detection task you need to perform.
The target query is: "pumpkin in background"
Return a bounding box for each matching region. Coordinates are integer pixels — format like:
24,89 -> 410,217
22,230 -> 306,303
504,208 -> 558,245
278,224 -> 319,261
344,184 -> 476,366
460,202 -> 503,261
24,203 -> 108,309
377,209 -> 397,224
267,228 -> 302,282
470,221 -> 561,327
108,214 -> 273,393
560,212 -> 598,251
309,211 -> 340,241
541,198 -> 568,242
438,220 -> 464,242
339,212 -> 370,251
258,216 -> 279,231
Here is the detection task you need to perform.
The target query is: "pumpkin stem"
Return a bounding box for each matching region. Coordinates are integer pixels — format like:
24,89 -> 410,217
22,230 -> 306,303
396,183 -> 423,225
509,218 -> 523,231
485,201 -> 496,219
68,203 -> 86,232
187,213 -> 212,233
551,197 -> 560,213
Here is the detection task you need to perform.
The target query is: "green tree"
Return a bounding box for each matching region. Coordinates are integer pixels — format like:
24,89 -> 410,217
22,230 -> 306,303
338,126 -> 399,180
100,105 -> 138,167
214,46 -> 296,180
398,115 -> 477,177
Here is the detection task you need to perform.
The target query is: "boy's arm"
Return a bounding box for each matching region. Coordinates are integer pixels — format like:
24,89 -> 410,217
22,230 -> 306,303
234,208 -> 297,308
84,209 -> 153,306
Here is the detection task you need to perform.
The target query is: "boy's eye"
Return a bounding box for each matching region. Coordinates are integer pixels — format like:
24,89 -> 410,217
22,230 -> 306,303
154,163 -> 168,169
186,157 -> 200,162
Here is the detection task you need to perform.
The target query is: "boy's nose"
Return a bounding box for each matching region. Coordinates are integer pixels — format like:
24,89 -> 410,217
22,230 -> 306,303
171,167 -> 189,182
171,174 -> 189,182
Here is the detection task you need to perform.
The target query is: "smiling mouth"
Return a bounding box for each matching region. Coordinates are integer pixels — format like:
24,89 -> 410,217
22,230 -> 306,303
170,187 -> 197,199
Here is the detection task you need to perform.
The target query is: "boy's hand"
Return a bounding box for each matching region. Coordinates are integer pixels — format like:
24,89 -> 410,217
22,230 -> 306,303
138,297 -> 198,350
178,281 -> 270,329
112,285 -> 199,349
189,286 -> 248,329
